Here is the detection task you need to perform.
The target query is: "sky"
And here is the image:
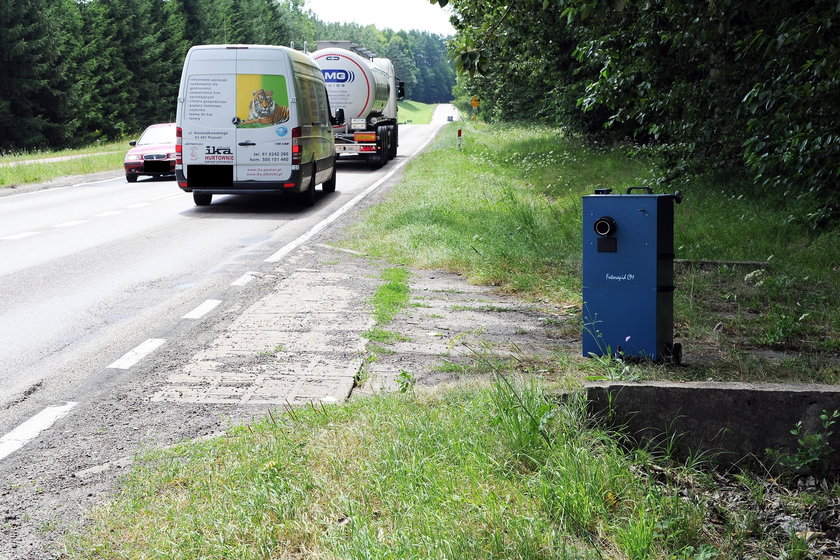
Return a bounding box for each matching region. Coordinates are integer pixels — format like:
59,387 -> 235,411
304,0 -> 456,36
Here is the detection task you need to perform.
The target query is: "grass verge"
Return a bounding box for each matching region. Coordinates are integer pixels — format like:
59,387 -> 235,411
0,140 -> 128,188
397,100 -> 438,125
69,378 -> 836,559
343,121 -> 839,384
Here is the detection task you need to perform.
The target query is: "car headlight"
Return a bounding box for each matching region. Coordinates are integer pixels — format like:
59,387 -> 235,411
125,155 -> 142,161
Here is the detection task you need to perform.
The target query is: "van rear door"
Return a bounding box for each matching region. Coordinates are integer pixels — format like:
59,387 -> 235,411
180,48 -> 237,186
234,48 -> 294,184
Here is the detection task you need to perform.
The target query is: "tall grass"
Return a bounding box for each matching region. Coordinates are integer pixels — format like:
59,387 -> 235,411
673,171 -> 839,358
69,381 -> 724,559
346,123 -> 651,302
345,122 -> 838,383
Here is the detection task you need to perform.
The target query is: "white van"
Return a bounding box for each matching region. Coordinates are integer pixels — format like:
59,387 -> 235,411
175,45 -> 343,206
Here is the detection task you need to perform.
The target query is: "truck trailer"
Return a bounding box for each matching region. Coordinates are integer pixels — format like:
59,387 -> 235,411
312,41 -> 404,167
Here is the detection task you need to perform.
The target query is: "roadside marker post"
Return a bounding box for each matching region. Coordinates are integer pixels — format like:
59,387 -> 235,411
457,127 -> 462,150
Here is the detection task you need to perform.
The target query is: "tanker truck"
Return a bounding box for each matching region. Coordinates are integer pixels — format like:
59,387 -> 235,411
312,41 -> 404,167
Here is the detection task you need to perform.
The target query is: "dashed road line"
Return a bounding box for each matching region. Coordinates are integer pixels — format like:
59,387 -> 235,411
125,202 -> 151,209
154,193 -> 182,201
71,176 -> 122,187
0,402 -> 78,461
231,271 -> 258,286
52,220 -> 89,228
107,338 -> 167,369
182,299 -> 222,319
93,210 -> 125,217
0,176 -> 121,201
1,231 -> 42,240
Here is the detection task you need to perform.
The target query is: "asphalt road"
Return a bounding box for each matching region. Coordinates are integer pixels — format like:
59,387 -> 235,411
0,107 -> 453,448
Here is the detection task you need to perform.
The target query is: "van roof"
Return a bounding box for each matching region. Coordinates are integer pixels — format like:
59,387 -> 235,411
188,44 -> 318,64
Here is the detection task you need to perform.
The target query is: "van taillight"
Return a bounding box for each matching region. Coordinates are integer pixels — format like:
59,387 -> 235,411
291,126 -> 302,165
175,126 -> 183,166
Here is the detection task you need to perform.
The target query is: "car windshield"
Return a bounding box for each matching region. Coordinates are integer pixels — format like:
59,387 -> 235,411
137,126 -> 175,146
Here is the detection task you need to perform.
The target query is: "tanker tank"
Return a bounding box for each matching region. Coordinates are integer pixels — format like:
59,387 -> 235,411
312,41 -> 404,167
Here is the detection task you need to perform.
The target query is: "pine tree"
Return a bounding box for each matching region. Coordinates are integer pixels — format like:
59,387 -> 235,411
0,0 -> 58,150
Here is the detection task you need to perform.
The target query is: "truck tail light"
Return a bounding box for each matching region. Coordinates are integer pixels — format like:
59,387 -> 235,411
354,132 -> 376,143
291,127 -> 301,165
175,126 -> 182,166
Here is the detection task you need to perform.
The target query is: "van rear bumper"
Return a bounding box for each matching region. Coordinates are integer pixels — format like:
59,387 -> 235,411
176,164 -> 310,194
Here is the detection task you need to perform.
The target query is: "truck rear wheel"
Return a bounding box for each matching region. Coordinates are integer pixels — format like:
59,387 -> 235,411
388,125 -> 398,159
369,126 -> 388,168
368,153 -> 386,169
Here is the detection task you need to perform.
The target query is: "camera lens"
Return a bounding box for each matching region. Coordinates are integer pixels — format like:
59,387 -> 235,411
594,216 -> 616,237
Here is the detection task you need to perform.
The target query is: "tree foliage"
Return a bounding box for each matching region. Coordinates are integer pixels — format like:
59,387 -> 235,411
313,21 -> 455,103
439,0 -> 840,226
0,0 -> 454,153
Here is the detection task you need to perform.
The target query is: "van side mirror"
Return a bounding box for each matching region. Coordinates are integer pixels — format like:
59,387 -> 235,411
397,81 -> 406,100
332,108 -> 345,126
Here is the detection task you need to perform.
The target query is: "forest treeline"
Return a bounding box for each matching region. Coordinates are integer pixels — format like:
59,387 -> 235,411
443,0 -> 839,226
0,0 -> 455,152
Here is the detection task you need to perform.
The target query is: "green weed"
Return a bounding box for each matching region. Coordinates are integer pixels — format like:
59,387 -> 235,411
371,267 -> 409,325
767,409 -> 839,478
362,328 -> 410,344
396,369 -> 415,393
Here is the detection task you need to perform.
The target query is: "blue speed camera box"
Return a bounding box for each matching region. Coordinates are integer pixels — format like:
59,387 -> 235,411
582,187 -> 683,363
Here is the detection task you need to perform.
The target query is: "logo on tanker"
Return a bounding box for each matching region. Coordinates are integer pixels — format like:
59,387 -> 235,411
322,67 -> 356,84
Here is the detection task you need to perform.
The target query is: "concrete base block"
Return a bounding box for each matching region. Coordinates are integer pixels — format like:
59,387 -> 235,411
585,381 -> 840,470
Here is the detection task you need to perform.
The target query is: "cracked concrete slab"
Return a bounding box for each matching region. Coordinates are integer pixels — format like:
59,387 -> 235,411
152,256 -> 375,406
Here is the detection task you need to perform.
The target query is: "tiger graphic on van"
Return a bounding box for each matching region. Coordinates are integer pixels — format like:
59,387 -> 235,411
240,89 -> 289,125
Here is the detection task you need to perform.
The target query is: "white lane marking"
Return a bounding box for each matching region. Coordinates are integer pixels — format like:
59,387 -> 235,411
0,402 -> 78,461
264,125 -> 443,264
0,176 -> 121,200
53,220 -> 89,228
182,299 -> 222,319
108,338 -> 166,369
71,176 -> 122,187
93,210 -> 125,218
231,271 -> 258,286
125,202 -> 151,209
1,231 -> 42,240
154,193 -> 182,201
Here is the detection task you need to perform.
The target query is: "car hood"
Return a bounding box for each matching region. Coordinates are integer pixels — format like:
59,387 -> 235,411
126,143 -> 176,158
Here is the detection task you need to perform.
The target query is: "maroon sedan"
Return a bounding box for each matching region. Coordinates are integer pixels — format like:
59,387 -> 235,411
124,123 -> 177,182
